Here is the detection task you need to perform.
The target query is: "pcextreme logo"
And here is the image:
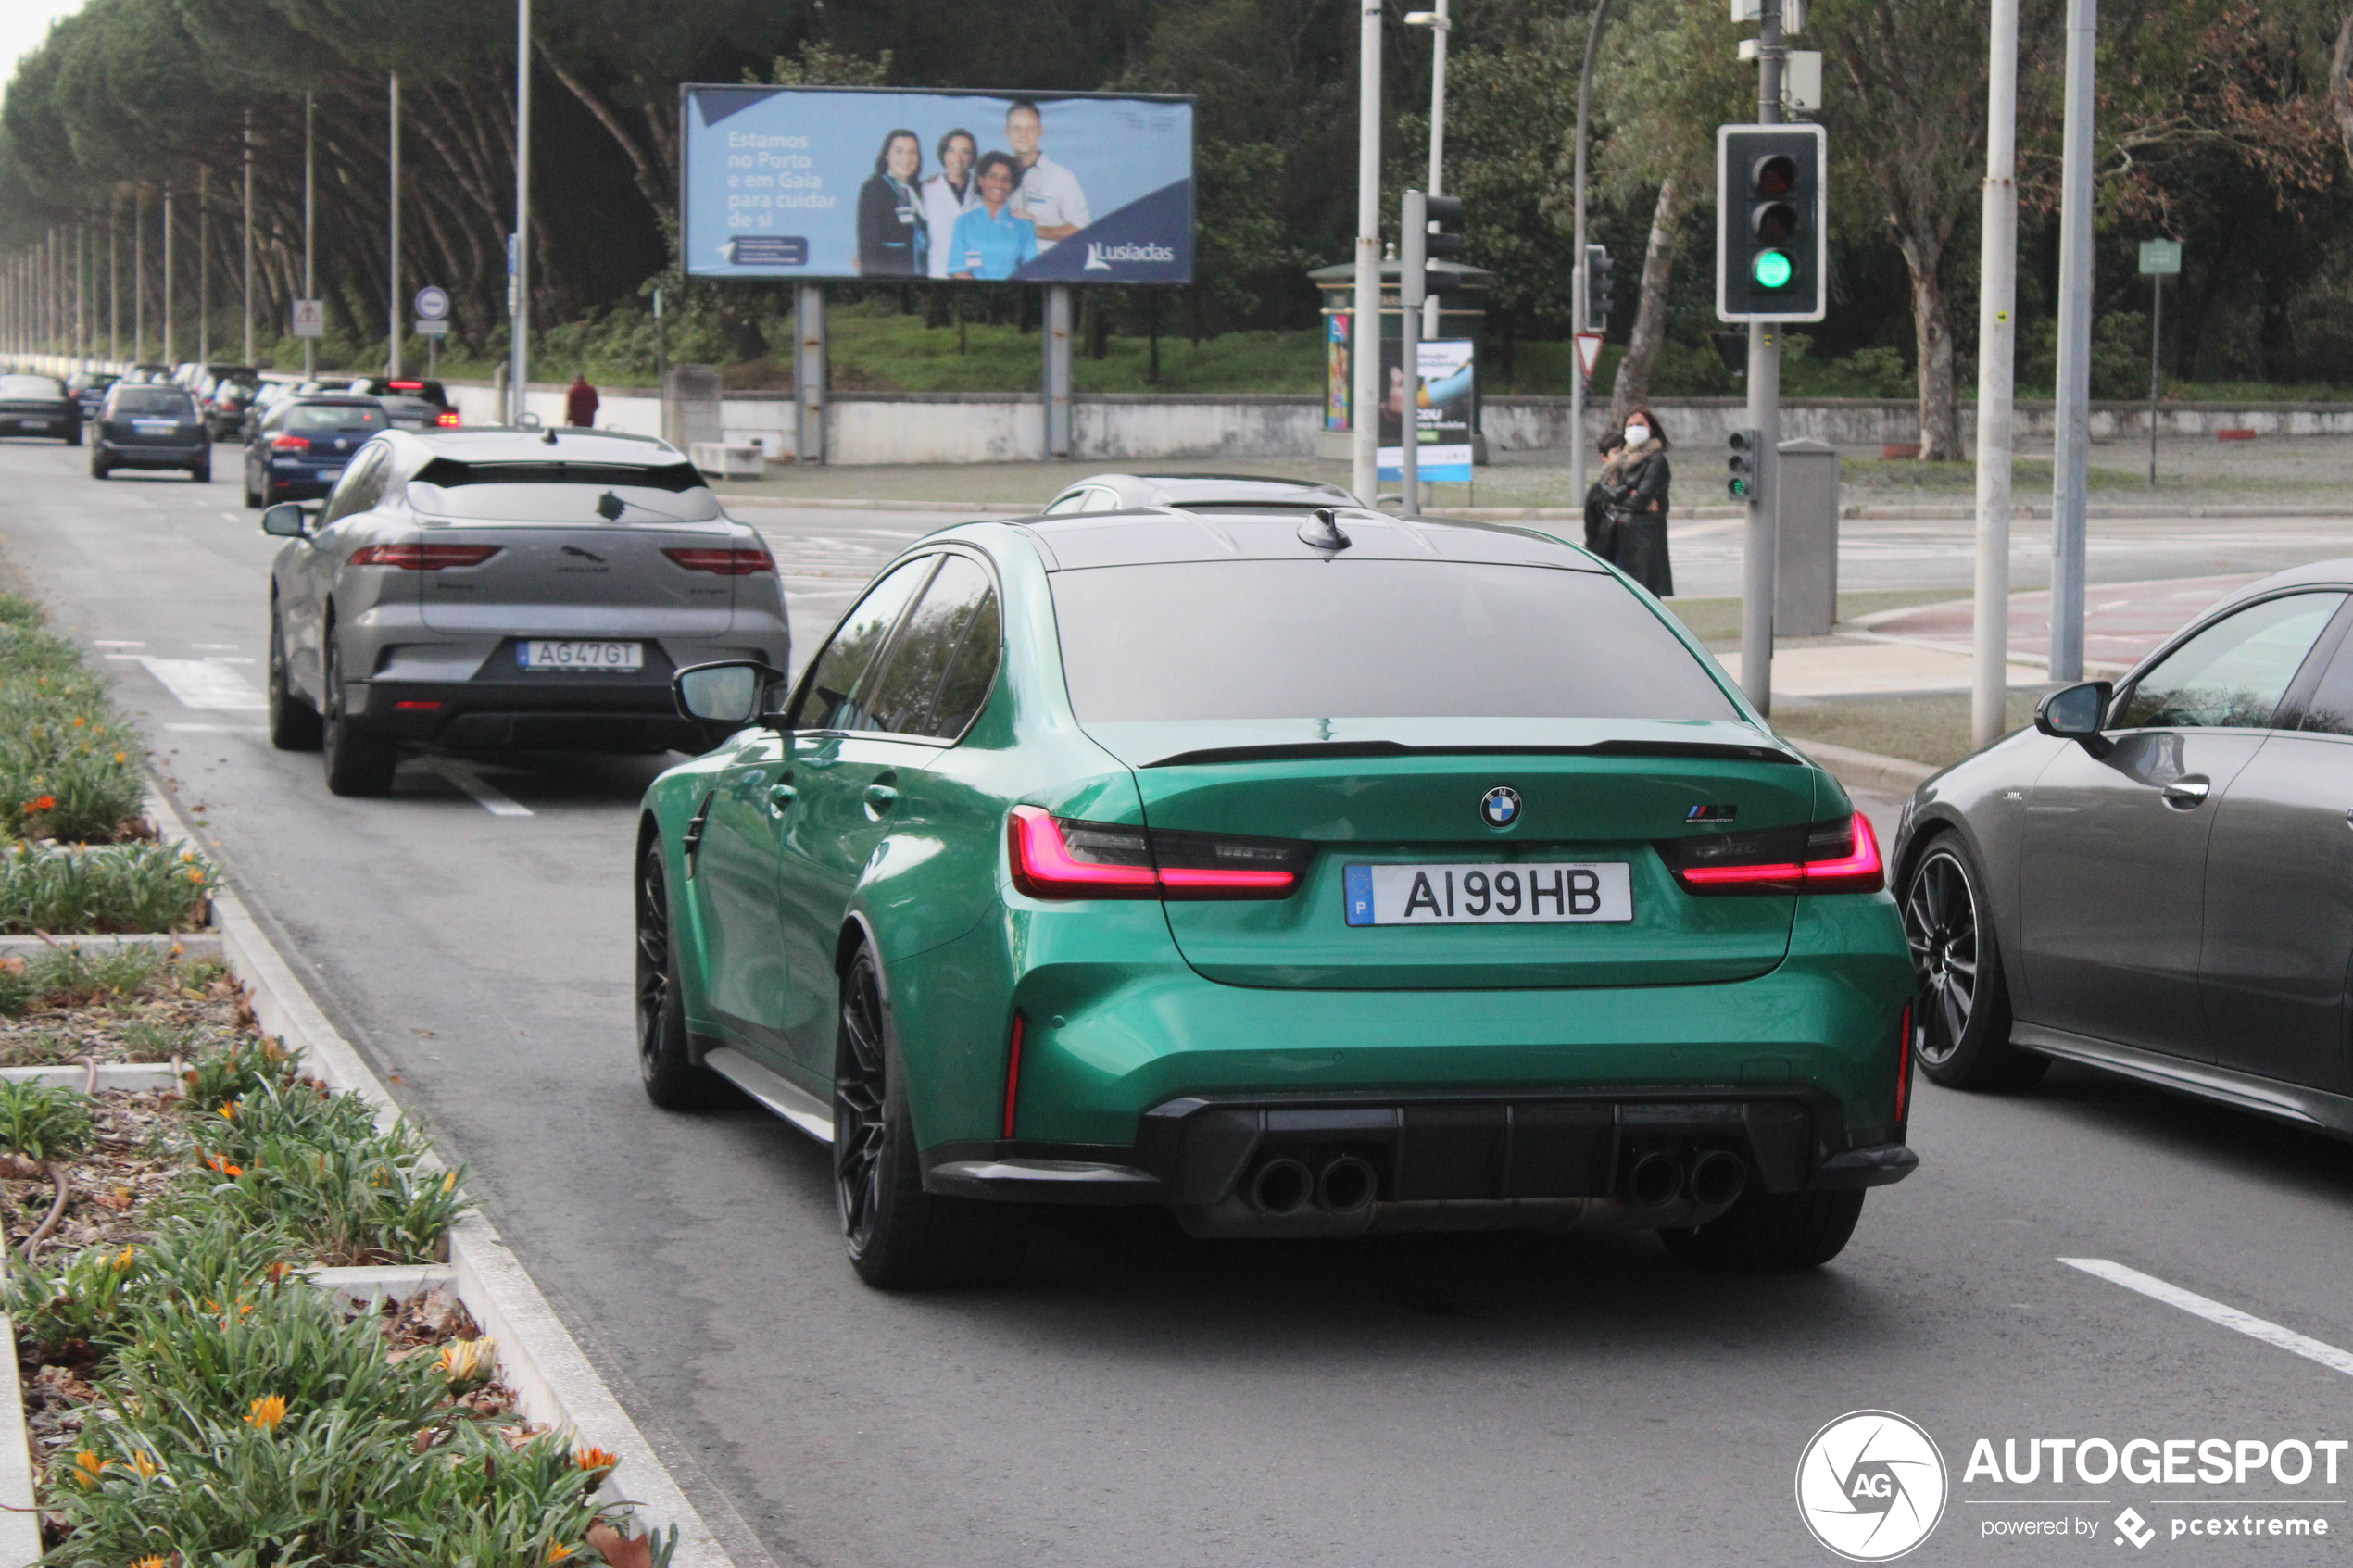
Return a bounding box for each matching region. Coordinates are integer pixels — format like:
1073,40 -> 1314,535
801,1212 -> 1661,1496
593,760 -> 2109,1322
1796,1410 -> 1950,1562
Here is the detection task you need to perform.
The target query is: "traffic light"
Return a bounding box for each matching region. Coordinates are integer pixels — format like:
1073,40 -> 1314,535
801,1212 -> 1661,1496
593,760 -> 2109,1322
1716,123 -> 1826,322
1585,245 -> 1616,332
1403,192 -> 1466,307
1727,428 -> 1761,500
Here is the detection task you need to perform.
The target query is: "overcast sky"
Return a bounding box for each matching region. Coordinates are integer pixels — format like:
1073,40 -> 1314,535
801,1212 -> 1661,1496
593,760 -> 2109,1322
2,1 -> 85,101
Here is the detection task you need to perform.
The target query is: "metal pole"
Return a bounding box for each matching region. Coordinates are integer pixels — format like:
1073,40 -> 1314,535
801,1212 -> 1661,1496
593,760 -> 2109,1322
242,108 -> 254,366
198,166 -> 209,364
1739,0 -> 1786,715
304,92 -> 317,380
2147,272 -> 2159,487
1351,0 -> 1382,507
2049,0 -> 2096,684
510,0 -> 531,422
1422,0 -> 1450,342
108,205 -> 119,365
163,184 -> 174,367
1401,190 -> 1425,517
1970,0 -> 2020,750
389,72 -> 402,378
1569,0 -> 1615,512
134,188 -> 145,363
795,283 -> 826,463
1044,284 -> 1072,458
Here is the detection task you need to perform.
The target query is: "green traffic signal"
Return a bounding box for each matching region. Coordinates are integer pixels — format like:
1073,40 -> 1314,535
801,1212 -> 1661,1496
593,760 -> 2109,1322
1753,249 -> 1793,289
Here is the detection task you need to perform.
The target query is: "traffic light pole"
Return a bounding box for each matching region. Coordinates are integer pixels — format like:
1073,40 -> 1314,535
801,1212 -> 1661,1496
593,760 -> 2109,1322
1401,192 -> 1422,519
1568,0 -> 1614,509
1970,0 -> 2020,750
2049,0 -> 2096,683
1739,0 -> 1786,715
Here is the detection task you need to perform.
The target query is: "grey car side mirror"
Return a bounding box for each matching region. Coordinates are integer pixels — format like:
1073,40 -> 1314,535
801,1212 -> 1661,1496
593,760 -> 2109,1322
2035,680 -> 2114,759
674,659 -> 786,734
259,502 -> 313,539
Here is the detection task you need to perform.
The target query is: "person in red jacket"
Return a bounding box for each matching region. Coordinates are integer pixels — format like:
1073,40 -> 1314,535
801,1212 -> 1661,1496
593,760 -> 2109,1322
564,373 -> 599,428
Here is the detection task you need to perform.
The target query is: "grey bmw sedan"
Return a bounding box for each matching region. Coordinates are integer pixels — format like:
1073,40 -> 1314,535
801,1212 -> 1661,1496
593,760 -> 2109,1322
261,428 -> 789,797
1891,560 -> 2353,1131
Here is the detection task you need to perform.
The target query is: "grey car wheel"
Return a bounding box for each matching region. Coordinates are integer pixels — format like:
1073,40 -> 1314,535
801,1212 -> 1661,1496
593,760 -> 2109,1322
321,632 -> 397,797
1901,834 -> 2046,1091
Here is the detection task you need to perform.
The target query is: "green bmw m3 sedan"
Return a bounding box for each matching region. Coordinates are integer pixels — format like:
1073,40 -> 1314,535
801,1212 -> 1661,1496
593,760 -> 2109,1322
635,504 -> 1919,1287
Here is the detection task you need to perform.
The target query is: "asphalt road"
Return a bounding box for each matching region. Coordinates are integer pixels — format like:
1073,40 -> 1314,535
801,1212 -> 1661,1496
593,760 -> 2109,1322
8,438 -> 2353,1566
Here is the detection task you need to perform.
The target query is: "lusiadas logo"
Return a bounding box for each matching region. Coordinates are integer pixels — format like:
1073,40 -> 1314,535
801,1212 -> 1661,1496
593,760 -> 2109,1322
1083,240 -> 1177,270
1796,1411 -> 1949,1562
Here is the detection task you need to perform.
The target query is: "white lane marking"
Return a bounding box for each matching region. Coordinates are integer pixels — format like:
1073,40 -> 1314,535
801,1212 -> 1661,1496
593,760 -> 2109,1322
2060,1258 -> 2353,1378
92,639 -> 144,647
417,756 -> 533,817
164,723 -> 266,733
134,658 -> 266,711
219,511 -> 241,522
192,643 -> 241,650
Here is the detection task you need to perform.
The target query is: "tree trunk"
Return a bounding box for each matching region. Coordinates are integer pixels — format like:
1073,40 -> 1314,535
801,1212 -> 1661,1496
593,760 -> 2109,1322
1609,178 -> 1682,424
1898,236 -> 1961,460
2331,14 -> 2353,174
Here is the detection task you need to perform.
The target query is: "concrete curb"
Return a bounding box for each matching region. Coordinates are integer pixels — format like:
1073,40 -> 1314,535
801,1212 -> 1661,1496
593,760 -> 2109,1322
0,933 -> 220,960
1788,739 -> 1938,797
141,790 -> 736,1567
0,1308 -> 32,1568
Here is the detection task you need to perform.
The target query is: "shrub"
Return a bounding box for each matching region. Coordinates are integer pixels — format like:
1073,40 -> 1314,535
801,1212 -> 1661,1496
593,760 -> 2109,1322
0,599 -> 146,844
0,842 -> 212,934
0,1077 -> 94,1160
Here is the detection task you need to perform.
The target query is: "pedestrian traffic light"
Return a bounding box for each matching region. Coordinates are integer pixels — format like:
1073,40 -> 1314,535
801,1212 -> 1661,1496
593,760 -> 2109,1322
1716,123 -> 1826,323
1727,428 -> 1761,500
1585,245 -> 1616,332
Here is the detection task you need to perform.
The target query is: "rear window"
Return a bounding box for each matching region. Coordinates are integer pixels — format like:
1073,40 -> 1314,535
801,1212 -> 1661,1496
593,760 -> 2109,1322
284,404 -> 386,433
405,459 -> 720,522
1051,561 -> 1739,723
0,377 -> 62,398
112,389 -> 194,416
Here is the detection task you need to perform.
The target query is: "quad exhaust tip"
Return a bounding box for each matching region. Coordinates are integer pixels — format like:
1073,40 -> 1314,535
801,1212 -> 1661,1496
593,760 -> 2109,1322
1316,1155 -> 1378,1216
1628,1151 -> 1684,1209
1247,1158 -> 1315,1217
1688,1149 -> 1748,1209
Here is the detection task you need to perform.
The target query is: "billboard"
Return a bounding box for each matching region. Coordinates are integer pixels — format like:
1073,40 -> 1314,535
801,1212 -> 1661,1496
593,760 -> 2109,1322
1378,339 -> 1476,483
680,86 -> 1193,284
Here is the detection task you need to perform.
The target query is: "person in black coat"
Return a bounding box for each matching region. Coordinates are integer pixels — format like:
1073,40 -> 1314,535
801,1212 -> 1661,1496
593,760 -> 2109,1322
1583,427 -> 1628,556
1608,406 -> 1674,597
855,129 -> 926,276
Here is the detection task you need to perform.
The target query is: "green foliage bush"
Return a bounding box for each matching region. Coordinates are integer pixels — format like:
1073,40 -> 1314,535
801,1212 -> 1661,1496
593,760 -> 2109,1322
0,842 -> 213,934
0,594 -> 145,845
0,1077 -> 92,1160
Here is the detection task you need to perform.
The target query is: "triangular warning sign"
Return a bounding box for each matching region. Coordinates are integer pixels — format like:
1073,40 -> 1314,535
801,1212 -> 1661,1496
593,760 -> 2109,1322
1574,332 -> 1604,383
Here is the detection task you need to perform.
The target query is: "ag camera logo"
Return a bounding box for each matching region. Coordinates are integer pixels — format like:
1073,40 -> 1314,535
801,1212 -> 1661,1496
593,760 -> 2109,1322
1796,1411 -> 1948,1562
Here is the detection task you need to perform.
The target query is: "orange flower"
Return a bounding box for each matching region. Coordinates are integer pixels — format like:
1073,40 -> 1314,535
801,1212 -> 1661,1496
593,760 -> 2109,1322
245,1395 -> 287,1432
573,1447 -> 619,1474
128,1452 -> 159,1481
70,1450 -> 105,1487
26,796 -> 53,812
217,1099 -> 239,1122
132,1555 -> 169,1567
545,1547 -> 575,1564
113,750 -> 126,765
203,1154 -> 243,1179
111,1246 -> 134,1272
267,1261 -> 291,1284
70,716 -> 83,728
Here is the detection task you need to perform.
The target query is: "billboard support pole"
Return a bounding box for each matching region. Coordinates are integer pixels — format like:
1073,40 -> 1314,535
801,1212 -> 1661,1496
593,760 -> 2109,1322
796,283 -> 826,466
1352,0 -> 1382,507
1044,284 -> 1073,460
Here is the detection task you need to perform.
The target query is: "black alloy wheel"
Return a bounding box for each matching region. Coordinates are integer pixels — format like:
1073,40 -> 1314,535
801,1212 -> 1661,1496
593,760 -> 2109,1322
1899,835 -> 2045,1090
833,947 -> 1029,1289
266,607 -> 321,752
320,632 -> 397,797
635,840 -> 724,1110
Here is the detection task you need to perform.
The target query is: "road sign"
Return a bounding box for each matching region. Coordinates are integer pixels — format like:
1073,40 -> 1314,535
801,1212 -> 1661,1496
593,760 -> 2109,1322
416,319 -> 450,337
413,284 -> 450,320
1574,332 -> 1604,384
291,299 -> 324,338
2138,239 -> 2182,276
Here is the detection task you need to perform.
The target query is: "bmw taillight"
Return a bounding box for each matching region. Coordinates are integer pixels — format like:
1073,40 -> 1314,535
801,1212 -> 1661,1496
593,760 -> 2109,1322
1662,811 -> 1885,896
347,544 -> 501,570
271,433 -> 311,451
1007,806 -> 1306,900
662,547 -> 774,576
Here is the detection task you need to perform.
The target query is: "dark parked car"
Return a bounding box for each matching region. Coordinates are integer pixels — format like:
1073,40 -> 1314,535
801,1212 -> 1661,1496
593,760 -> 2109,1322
195,367 -> 262,437
375,394 -> 451,433
0,374 -> 80,445
121,364 -> 174,384
1893,560 -> 2353,1133
90,383 -> 208,481
67,371 -> 118,421
346,378 -> 457,428
243,396 -> 387,507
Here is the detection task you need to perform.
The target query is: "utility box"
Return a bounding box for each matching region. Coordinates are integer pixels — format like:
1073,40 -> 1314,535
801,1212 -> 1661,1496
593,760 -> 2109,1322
690,442 -> 764,481
662,364 -> 723,455
1776,437 -> 1839,636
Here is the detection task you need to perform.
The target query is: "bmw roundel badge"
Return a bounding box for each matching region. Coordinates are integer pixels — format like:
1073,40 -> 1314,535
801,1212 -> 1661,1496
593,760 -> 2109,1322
1479,786 -> 1522,829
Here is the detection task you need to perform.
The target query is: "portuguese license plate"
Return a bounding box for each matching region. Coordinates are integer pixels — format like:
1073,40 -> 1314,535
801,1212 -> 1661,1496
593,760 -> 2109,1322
132,420 -> 175,434
1344,862 -> 1633,926
517,640 -> 642,671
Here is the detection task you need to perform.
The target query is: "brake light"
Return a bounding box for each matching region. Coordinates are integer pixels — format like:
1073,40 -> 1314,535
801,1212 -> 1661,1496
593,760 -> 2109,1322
347,544 -> 501,570
434,410 -> 460,427
271,433 -> 310,451
661,547 -> 774,576
390,381 -> 424,390
393,700 -> 443,710
1002,1012 -> 1026,1138
1007,806 -> 1304,900
1894,1001 -> 1914,1123
1666,811 -> 1884,896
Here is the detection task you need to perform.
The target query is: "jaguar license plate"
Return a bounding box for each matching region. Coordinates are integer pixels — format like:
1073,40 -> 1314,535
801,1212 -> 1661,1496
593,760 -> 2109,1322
1344,862 -> 1633,926
517,640 -> 642,671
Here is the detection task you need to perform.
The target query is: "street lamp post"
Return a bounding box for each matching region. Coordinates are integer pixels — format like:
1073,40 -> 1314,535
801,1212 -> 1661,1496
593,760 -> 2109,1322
243,108 -> 254,367
163,182 -> 174,368
1568,0 -> 1616,510
198,165 -> 209,364
304,92 -> 317,380
510,0 -> 533,424
388,72 -> 402,378
1350,0 -> 1381,507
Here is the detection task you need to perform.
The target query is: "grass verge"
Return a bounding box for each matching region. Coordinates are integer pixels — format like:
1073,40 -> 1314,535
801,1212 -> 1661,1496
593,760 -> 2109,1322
1769,690 -> 2051,770
0,594 -> 147,845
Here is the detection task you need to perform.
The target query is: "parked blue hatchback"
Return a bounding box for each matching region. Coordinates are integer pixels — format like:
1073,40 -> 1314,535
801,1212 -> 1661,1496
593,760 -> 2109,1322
242,395 -> 386,508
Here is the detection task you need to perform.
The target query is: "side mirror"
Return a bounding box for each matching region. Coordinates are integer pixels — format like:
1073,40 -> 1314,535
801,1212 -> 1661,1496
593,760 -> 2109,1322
2035,680 -> 2114,758
674,659 -> 785,734
259,502 -> 312,540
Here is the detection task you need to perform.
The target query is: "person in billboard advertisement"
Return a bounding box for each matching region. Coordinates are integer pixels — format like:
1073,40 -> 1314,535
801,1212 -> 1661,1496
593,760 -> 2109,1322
921,129 -> 980,278
1002,100 -> 1091,252
949,152 -> 1039,279
854,129 -> 926,275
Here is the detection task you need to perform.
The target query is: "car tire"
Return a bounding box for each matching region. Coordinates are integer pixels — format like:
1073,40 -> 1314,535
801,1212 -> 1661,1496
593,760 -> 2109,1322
834,946 -> 1028,1289
320,633 -> 396,797
63,426 -> 80,447
89,456 -> 108,481
188,458 -> 210,483
266,608 -> 322,752
1658,1187 -> 1867,1271
1901,832 -> 2047,1091
635,839 -> 730,1110
243,470 -> 261,509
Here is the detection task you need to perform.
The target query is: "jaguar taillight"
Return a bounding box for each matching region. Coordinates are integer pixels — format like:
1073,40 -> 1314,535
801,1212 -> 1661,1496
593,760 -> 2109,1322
347,543 -> 501,570
1007,806 -> 1305,901
662,547 -> 774,576
1663,811 -> 1885,896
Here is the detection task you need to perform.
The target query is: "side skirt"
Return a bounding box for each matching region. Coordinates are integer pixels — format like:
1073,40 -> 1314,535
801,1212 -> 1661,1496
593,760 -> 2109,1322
2011,1022 -> 2353,1138
703,1045 -> 835,1144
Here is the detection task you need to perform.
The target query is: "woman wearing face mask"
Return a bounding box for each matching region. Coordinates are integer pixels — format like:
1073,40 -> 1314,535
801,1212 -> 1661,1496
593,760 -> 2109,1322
855,129 -> 926,277
1607,407 -> 1674,596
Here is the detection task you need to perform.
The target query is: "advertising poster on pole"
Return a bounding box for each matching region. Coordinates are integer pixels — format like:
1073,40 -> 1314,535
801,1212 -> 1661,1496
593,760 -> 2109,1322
1378,338 -> 1475,482
680,86 -> 1193,284
1325,313 -> 1352,432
